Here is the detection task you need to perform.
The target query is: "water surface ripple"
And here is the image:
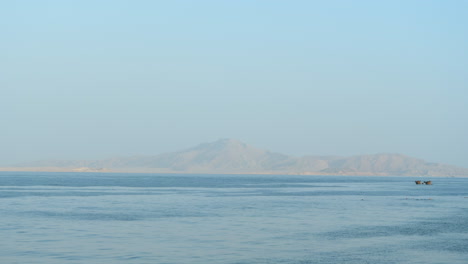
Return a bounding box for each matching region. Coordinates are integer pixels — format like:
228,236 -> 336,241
1,172 -> 467,264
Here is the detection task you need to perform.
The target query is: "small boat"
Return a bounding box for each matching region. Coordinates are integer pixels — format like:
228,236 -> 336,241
415,180 -> 432,185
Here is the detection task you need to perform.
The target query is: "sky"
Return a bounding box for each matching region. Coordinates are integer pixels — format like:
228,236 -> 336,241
1,0 -> 467,167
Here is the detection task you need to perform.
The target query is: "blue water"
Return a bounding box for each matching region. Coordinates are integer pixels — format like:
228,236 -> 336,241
1,172 -> 467,264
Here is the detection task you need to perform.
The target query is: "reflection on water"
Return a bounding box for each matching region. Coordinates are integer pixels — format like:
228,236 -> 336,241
1,172 -> 467,264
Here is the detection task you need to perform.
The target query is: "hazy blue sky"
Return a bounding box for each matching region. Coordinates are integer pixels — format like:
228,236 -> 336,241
1,0 -> 467,167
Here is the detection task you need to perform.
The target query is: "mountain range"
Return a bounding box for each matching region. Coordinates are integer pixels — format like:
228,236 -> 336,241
6,138 -> 468,176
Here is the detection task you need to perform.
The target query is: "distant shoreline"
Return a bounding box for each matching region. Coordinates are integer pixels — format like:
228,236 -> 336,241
1,167 -> 467,178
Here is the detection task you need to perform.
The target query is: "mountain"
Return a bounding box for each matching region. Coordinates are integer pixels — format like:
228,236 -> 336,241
318,153 -> 468,176
8,139 -> 468,176
15,139 -> 294,173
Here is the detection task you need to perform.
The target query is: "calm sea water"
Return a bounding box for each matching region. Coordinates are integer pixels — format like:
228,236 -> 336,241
1,172 -> 467,264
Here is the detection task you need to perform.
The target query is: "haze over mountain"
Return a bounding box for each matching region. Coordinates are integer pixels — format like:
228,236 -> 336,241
7,139 -> 468,177
3,1 -> 468,172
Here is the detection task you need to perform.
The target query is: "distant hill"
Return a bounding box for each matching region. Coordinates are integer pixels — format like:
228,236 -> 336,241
9,138 -> 468,176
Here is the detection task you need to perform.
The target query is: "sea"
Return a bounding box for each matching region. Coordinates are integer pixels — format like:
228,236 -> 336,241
1,172 -> 467,264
